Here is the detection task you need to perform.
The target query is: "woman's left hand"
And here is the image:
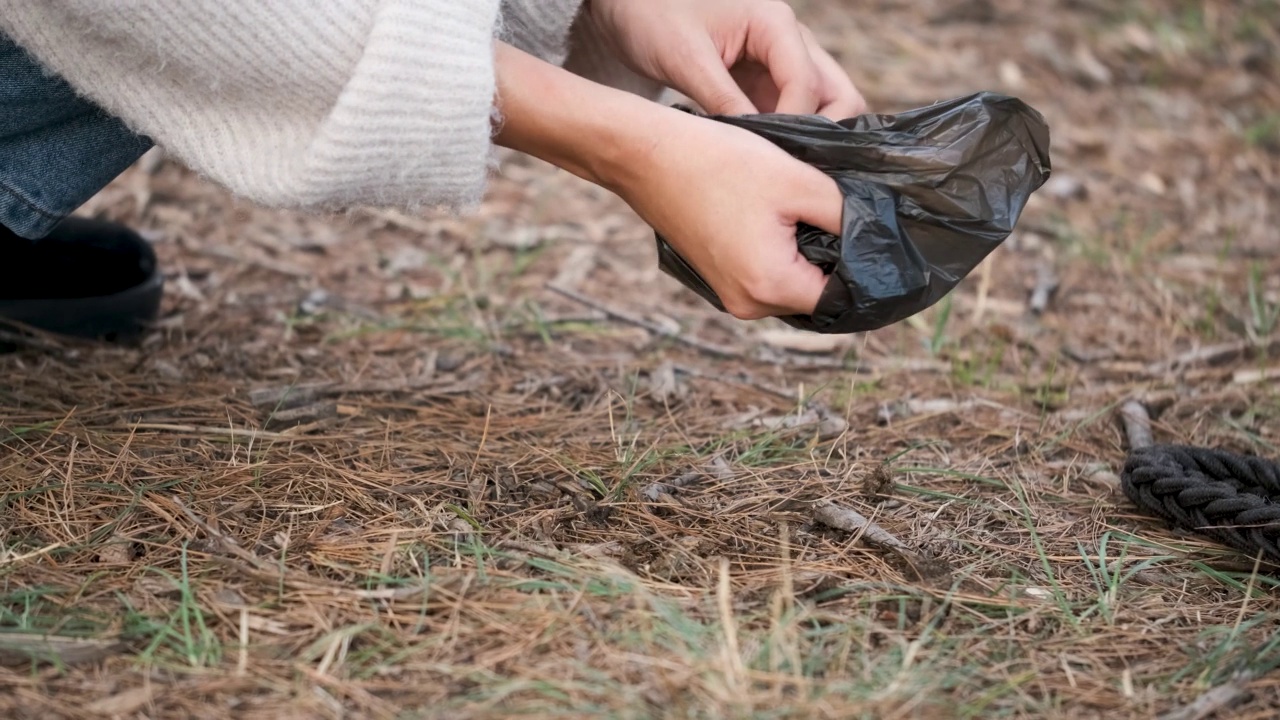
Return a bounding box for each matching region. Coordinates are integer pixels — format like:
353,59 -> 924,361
582,0 -> 866,119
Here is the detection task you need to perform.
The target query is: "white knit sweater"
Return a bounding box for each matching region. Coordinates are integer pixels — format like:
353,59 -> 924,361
0,1 -> 662,213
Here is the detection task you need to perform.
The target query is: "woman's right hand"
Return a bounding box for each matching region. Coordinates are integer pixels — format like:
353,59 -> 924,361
600,107 -> 840,319
494,42 -> 841,320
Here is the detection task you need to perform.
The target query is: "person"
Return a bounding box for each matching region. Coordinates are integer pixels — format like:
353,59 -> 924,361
0,0 -> 866,339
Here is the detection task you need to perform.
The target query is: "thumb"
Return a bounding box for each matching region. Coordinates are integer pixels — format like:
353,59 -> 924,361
675,46 -> 759,116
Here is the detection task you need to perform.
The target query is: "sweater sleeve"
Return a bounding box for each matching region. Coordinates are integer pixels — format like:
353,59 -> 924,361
0,0 -> 505,212
499,0 -> 667,101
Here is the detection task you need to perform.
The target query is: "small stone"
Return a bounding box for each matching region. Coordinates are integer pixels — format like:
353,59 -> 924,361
298,289 -> 330,316
999,60 -> 1025,90
1044,174 -> 1087,201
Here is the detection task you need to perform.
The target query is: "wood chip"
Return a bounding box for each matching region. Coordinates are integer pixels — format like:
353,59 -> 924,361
94,537 -> 132,565
1118,400 -> 1154,450
243,615 -> 291,635
862,464 -> 896,499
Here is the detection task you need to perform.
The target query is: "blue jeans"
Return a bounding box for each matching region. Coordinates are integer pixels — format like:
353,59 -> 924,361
0,32 -> 152,239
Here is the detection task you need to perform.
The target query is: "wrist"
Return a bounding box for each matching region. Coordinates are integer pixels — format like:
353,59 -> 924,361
493,41 -> 670,195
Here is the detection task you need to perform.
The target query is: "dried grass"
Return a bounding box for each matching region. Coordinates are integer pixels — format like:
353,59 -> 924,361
4,0 -> 1280,717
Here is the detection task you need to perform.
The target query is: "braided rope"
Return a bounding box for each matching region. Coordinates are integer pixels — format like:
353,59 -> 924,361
1122,444 -> 1280,562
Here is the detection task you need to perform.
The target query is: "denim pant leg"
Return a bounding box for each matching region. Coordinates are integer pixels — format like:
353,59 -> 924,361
0,32 -> 153,239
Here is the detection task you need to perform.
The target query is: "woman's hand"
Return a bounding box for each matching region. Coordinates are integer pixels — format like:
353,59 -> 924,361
582,0 -> 866,119
494,42 -> 841,319
605,109 -> 840,318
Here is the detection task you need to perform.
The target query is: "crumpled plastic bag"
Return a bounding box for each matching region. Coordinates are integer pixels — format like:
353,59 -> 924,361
654,91 -> 1052,334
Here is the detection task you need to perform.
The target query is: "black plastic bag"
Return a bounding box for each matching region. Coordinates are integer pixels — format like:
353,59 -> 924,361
654,91 -> 1052,334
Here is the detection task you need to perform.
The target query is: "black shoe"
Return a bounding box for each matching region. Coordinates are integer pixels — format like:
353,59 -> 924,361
0,217 -> 164,344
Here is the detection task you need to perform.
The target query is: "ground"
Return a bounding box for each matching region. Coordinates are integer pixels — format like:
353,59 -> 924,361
2,0 -> 1280,718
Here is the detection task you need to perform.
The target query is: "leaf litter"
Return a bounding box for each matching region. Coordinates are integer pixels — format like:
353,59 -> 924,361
2,0 -> 1280,717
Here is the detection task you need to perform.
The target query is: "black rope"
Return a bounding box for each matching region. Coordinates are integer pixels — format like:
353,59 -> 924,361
1122,444 -> 1280,562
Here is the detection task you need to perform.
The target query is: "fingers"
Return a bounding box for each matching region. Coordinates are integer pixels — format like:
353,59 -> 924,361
722,250 -> 827,319
798,28 -> 867,120
746,3 -> 823,115
726,168 -> 842,320
740,4 -> 867,120
765,253 -> 828,316
679,40 -> 760,115
793,167 -> 844,237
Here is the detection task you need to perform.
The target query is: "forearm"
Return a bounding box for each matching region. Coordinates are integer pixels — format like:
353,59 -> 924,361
491,39 -> 838,320
492,41 -> 670,194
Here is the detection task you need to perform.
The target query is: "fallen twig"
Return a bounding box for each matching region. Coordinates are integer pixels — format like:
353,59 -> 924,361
172,497 -> 274,572
248,383 -> 329,410
877,398 -> 979,424
1157,675 -> 1253,720
340,376 -> 479,396
672,364 -> 797,400
812,500 -> 954,585
1146,336 -> 1280,376
1061,345 -> 1116,364
0,633 -> 125,666
547,283 -> 741,359
754,407 -> 848,441
200,245 -> 311,278
812,500 -> 910,553
130,422 -> 300,441
1232,367 -> 1280,385
498,539 -> 624,561
264,401 -> 339,429
0,542 -> 62,569
248,375 -> 478,409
